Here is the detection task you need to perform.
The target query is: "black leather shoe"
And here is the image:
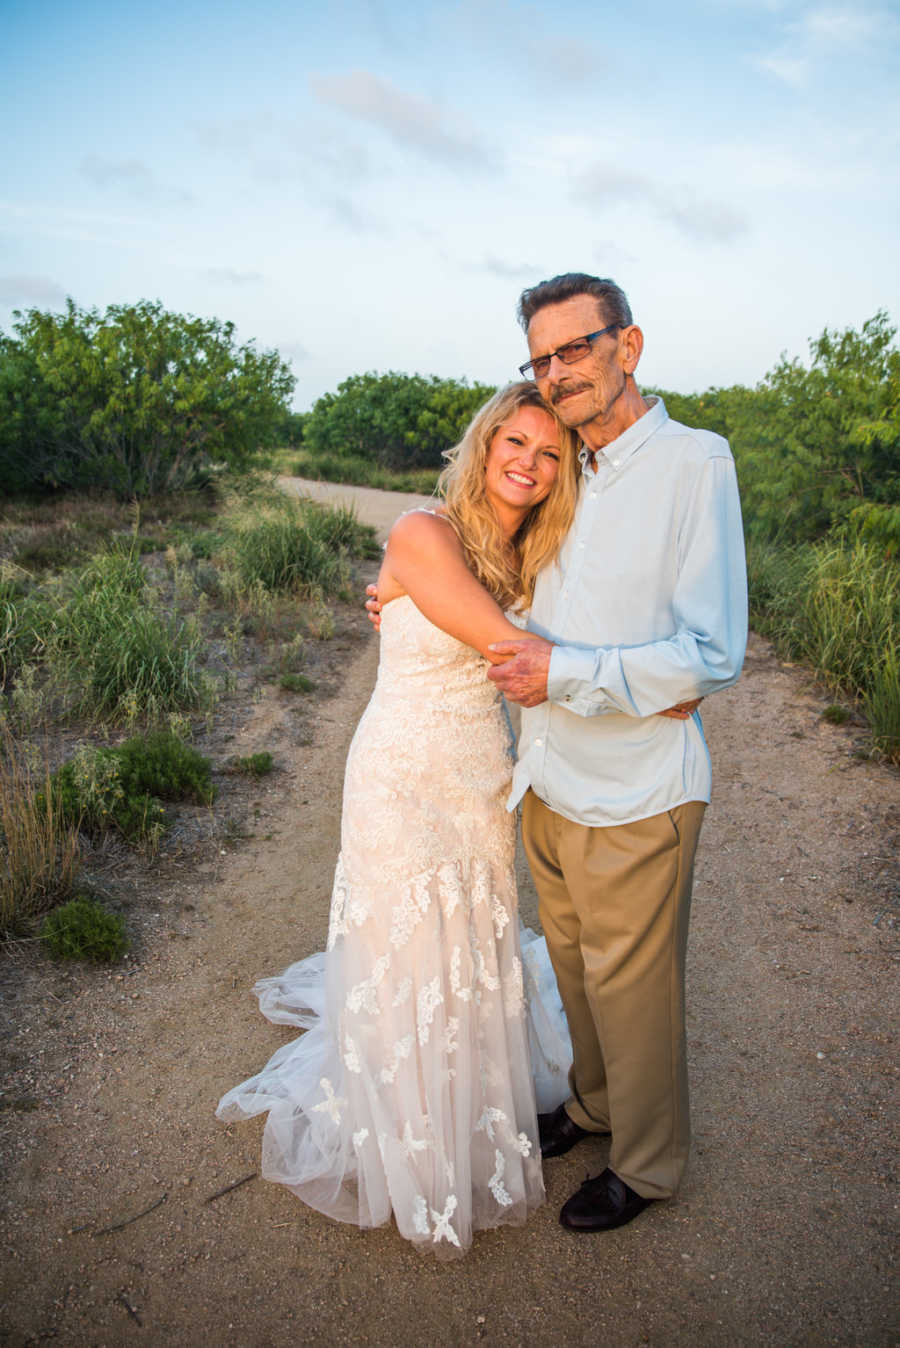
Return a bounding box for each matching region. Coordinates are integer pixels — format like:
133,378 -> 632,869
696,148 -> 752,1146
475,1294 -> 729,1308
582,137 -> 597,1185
538,1103 -> 594,1159
559,1167 -> 654,1232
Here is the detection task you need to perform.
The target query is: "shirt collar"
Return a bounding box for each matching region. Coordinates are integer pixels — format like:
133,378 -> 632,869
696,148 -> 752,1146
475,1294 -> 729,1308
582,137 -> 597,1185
578,395 -> 668,476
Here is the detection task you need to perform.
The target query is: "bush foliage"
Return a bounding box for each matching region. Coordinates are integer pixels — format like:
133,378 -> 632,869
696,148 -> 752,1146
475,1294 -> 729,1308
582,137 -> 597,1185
650,312 -> 900,759
650,310 -> 900,550
48,731 -> 214,845
40,896 -> 128,962
0,299 -> 295,497
302,371 -> 496,473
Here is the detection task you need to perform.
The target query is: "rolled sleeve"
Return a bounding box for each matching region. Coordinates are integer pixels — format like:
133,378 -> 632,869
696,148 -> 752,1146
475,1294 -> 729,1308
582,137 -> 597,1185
548,643 -> 619,715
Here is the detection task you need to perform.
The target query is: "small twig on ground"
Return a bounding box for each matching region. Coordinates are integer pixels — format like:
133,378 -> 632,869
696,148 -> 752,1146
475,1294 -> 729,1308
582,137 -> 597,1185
116,1292 -> 143,1326
204,1171 -> 258,1203
93,1193 -> 167,1236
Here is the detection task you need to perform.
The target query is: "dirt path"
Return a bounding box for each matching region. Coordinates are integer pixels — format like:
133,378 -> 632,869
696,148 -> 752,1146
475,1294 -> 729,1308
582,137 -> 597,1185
2,482 -> 897,1346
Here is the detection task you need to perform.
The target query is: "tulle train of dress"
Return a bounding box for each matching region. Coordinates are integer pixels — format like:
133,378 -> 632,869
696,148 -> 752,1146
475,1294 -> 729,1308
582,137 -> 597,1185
216,595 -> 571,1257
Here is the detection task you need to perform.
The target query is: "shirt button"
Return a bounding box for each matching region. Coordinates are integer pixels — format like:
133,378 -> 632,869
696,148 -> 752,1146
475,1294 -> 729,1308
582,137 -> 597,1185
535,738 -> 542,746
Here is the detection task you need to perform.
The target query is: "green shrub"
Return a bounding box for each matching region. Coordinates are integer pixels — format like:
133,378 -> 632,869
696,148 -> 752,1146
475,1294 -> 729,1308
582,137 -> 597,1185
48,731 -> 214,845
188,530 -> 225,560
114,730 -> 215,804
40,896 -> 128,962
233,751 -> 274,777
1,299 -> 295,498
301,370 -> 495,473
280,672 -> 315,693
822,705 -> 851,725
49,749 -> 164,844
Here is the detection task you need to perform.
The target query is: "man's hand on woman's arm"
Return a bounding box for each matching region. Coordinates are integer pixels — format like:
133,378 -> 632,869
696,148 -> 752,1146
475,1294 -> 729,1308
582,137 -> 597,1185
488,639 -> 702,718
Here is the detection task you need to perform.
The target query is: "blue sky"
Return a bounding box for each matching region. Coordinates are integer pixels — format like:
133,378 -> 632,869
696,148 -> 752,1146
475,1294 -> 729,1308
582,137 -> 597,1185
2,0 -> 898,409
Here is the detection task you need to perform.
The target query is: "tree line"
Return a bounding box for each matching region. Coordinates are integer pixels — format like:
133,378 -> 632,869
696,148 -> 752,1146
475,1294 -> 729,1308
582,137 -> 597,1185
1,298 -> 897,555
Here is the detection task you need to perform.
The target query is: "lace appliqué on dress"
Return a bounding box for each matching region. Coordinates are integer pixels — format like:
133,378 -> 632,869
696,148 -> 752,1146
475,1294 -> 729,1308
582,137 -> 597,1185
217,595 -> 571,1258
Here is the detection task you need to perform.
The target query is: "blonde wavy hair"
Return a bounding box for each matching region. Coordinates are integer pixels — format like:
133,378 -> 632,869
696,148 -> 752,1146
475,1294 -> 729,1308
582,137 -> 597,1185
437,382 -> 580,611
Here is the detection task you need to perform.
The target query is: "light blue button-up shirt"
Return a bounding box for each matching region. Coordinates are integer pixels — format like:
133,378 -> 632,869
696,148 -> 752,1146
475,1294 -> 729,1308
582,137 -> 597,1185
509,397 -> 748,827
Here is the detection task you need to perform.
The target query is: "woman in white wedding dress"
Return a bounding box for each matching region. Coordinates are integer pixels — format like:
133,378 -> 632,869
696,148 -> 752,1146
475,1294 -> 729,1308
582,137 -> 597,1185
217,384 -> 580,1256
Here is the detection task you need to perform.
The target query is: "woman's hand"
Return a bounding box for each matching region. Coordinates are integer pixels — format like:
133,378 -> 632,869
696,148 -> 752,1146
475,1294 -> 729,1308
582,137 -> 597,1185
365,584 -> 382,631
658,698 -> 703,719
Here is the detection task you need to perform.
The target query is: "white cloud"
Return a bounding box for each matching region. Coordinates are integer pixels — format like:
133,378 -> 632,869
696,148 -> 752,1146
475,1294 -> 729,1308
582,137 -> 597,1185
277,340 -> 310,364
755,2 -> 899,87
80,155 -> 192,204
309,70 -> 497,170
477,256 -> 541,280
203,268 -> 265,285
318,192 -> 386,234
522,34 -> 603,83
755,52 -> 810,86
195,115 -> 374,188
0,199 -> 164,253
574,165 -> 748,243
0,274 -> 68,307
800,4 -> 896,44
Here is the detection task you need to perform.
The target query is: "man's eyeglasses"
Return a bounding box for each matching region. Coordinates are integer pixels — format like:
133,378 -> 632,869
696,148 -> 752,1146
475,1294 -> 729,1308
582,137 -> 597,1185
519,324 -> 620,380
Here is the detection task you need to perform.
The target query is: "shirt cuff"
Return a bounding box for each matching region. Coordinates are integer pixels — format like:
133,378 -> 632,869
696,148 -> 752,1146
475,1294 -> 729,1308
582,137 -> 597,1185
548,644 -> 614,712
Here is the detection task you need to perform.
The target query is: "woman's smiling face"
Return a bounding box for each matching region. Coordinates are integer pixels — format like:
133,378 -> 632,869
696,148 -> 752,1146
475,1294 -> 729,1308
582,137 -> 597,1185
483,404 -> 562,529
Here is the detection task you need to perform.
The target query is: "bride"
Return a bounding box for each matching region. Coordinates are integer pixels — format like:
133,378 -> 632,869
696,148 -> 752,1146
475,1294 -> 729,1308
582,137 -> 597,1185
217,382 -> 580,1256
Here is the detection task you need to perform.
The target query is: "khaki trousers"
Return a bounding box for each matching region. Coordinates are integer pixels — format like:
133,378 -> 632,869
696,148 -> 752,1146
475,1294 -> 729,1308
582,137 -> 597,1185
522,790 -> 706,1200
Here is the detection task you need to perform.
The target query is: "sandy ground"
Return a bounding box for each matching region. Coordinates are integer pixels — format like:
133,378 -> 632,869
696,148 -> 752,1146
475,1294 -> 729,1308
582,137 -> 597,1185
1,479 -> 897,1347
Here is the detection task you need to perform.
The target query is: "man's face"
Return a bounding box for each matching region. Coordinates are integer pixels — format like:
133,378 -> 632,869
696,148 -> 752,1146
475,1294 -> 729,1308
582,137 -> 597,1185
526,295 -> 628,431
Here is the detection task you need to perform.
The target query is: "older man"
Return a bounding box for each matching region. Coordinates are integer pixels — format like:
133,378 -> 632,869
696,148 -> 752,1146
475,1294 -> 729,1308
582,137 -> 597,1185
488,273 -> 747,1232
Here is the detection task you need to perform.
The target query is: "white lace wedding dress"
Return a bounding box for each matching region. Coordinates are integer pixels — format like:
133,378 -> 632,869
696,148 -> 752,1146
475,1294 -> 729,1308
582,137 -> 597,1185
216,594 -> 571,1257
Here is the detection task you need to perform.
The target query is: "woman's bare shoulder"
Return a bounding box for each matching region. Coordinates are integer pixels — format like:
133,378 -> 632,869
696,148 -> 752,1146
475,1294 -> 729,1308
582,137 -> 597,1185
386,507 -> 458,554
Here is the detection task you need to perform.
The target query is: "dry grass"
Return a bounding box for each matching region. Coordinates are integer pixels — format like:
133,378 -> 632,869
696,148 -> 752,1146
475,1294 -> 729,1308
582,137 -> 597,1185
0,723 -> 82,934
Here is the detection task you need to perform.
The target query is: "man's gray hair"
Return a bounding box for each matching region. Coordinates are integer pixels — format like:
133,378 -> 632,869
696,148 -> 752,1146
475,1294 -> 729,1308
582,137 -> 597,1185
517,273 -> 633,331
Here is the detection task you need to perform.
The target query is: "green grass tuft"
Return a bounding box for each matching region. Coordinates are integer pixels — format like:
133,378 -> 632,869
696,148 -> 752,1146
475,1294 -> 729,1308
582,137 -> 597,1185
279,672 -> 315,693
232,751 -> 274,777
748,538 -> 898,762
40,896 -> 128,963
227,497 -> 379,598
48,547 -> 211,722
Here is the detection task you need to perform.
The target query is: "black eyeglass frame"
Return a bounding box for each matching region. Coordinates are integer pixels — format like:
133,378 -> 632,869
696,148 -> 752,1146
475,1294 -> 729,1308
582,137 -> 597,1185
518,323 -> 621,380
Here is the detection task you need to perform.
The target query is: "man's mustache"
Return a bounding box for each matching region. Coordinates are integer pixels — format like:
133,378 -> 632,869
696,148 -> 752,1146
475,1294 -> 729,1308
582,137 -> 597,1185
550,382 -> 591,405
